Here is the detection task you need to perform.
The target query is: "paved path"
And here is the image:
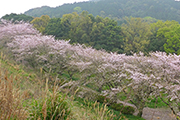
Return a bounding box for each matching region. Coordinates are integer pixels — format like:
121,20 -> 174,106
142,107 -> 176,120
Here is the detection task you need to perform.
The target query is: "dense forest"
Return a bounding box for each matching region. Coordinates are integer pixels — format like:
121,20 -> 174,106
26,12 -> 179,55
24,0 -> 180,23
1,13 -> 33,22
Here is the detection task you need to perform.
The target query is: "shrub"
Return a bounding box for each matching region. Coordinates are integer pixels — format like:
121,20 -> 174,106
110,103 -> 124,111
110,103 -> 135,115
121,106 -> 135,115
73,97 -> 116,120
29,83 -> 72,120
96,95 -> 106,103
96,95 -> 111,104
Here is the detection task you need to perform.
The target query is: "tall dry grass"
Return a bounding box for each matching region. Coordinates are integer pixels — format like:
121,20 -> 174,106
0,53 -> 39,120
0,70 -> 28,120
71,100 -> 116,120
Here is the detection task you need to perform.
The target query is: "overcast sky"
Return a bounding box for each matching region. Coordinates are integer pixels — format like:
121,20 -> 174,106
0,0 -> 89,18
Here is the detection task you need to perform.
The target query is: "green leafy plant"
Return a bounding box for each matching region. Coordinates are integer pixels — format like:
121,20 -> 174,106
28,80 -> 72,120
110,103 -> 135,115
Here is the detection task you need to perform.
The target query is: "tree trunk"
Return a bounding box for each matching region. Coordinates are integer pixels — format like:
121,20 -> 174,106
137,110 -> 143,117
136,101 -> 145,117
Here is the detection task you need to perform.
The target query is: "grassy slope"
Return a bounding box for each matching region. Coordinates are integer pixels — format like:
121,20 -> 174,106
0,53 -> 145,120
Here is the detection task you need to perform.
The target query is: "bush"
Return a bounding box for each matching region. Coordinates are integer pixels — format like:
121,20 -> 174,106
121,106 -> 135,115
96,95 -> 111,104
110,103 -> 135,115
29,89 -> 71,120
110,103 -> 124,111
96,95 -> 106,103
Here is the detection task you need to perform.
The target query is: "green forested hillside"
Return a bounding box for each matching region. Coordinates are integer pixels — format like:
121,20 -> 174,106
24,0 -> 180,22
1,13 -> 33,22
27,12 -> 180,55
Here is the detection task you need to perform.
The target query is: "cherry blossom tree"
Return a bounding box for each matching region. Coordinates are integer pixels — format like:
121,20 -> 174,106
7,34 -> 79,79
0,19 -> 39,56
0,19 -> 38,39
72,50 -> 180,118
149,52 -> 180,119
0,19 -> 77,79
1,20 -> 180,119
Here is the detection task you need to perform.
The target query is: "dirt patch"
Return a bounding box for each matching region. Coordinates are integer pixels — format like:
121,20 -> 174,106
142,107 -> 176,120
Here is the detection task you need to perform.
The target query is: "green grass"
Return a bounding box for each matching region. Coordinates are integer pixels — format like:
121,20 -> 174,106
116,90 -> 168,109
146,97 -> 168,108
74,97 -> 145,120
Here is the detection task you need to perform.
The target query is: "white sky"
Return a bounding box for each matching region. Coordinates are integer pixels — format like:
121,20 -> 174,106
0,0 -> 89,18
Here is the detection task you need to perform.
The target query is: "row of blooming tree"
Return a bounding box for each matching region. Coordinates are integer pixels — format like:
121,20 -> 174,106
0,19 -> 180,118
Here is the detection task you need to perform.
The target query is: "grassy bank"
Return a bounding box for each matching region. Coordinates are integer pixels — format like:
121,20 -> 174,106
0,54 -> 145,120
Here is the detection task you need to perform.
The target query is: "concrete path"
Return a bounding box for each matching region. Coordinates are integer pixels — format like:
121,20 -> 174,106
142,107 -> 176,120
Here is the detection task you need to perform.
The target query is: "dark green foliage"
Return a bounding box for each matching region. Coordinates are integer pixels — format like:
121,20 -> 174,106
29,93 -> 71,120
147,33 -> 166,52
96,94 -> 116,106
121,17 -> 152,55
44,12 -> 124,53
91,17 -> 124,53
96,95 -> 135,115
44,18 -> 67,39
25,0 -> 180,23
96,95 -> 106,103
1,13 -> 33,22
96,95 -> 112,105
150,20 -> 180,55
122,106 -> 135,115
44,17 -> 71,40
42,11 -> 180,55
110,103 -> 124,111
110,103 -> 135,115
